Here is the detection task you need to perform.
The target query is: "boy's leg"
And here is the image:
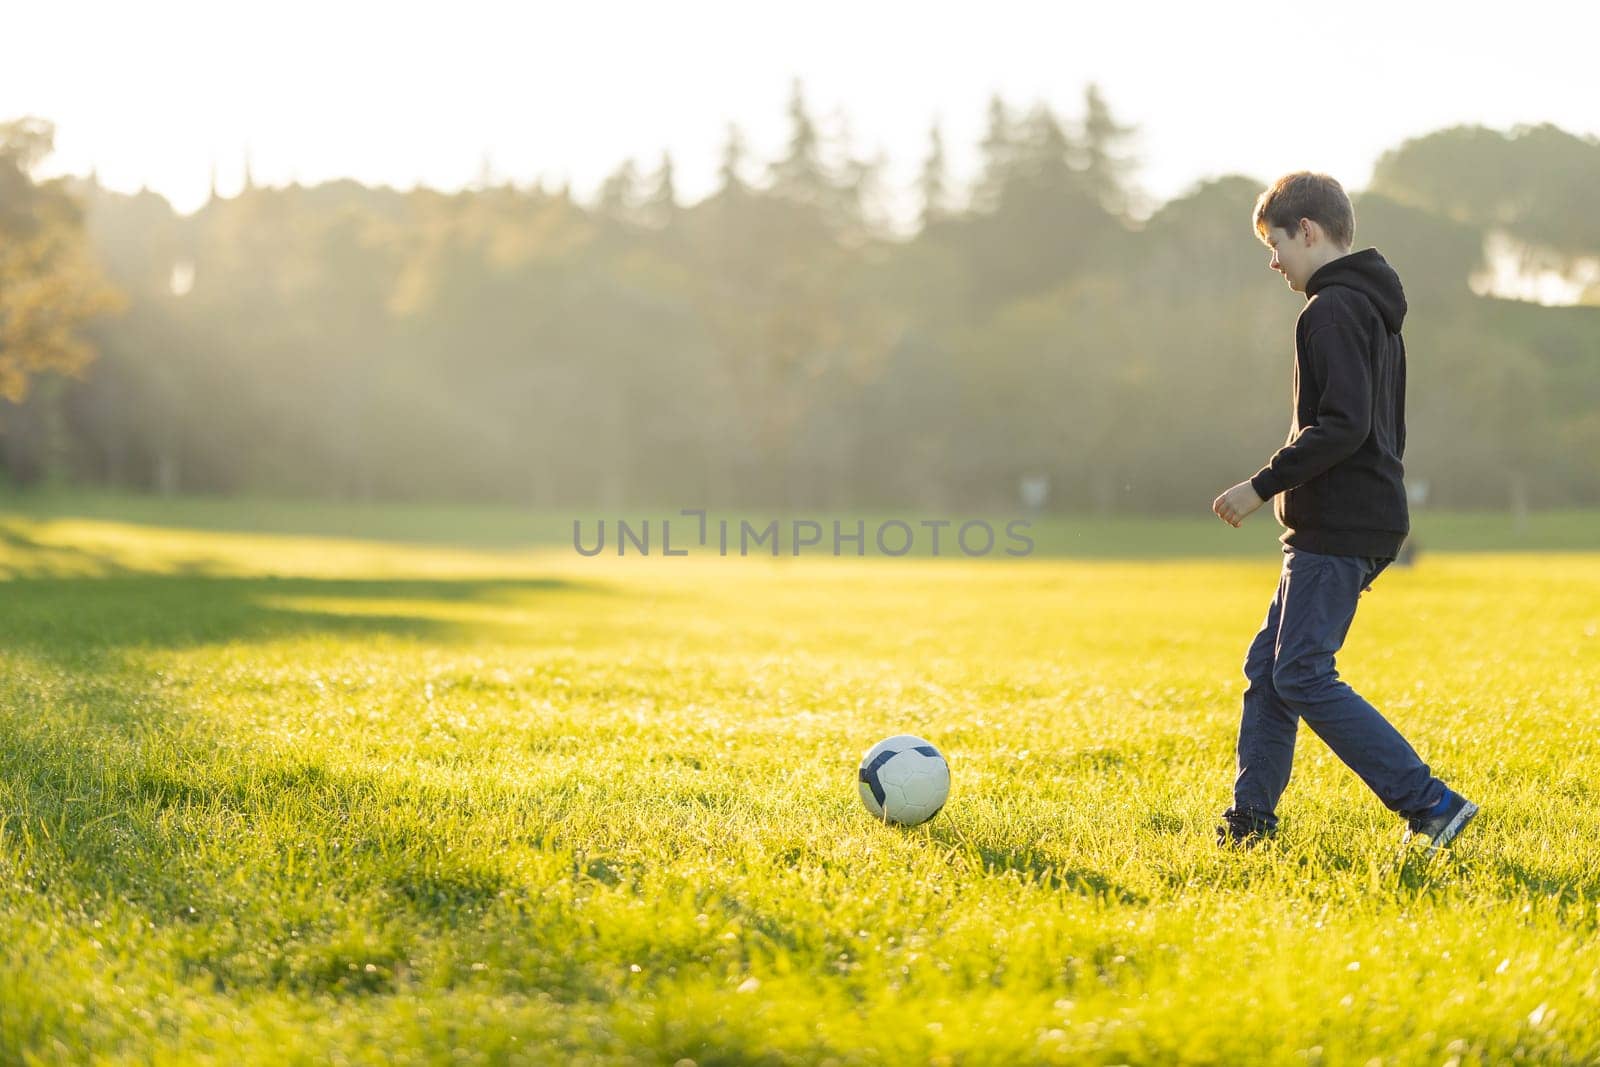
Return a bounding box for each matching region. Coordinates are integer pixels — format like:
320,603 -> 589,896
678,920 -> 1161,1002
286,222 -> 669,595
1269,548 -> 1446,820
1223,551 -> 1299,835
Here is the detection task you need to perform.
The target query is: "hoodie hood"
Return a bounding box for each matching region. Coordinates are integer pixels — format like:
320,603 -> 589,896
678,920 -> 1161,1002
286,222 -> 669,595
1305,248 -> 1407,333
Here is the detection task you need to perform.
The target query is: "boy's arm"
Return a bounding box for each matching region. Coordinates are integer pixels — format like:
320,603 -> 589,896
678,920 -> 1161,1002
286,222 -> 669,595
1248,323 -> 1373,500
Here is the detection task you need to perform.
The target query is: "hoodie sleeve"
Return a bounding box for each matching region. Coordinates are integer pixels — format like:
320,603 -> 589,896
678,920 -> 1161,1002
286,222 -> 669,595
1249,323 -> 1373,499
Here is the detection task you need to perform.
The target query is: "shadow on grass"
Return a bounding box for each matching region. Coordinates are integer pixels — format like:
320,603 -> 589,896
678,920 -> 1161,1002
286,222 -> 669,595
920,829 -> 1149,904
0,567 -> 625,1000
0,574 -> 605,662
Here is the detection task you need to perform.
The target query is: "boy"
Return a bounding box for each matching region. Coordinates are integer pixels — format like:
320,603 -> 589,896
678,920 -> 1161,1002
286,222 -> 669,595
1210,171 -> 1477,853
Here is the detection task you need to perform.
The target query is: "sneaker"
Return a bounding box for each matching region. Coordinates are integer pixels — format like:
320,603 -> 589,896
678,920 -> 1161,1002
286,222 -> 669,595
1216,814 -> 1276,849
1402,789 -> 1479,854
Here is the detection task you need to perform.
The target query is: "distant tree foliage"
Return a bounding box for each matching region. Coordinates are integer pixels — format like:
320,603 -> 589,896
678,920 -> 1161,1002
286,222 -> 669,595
917,122 -> 953,230
2,96 -> 1598,512
0,119 -> 123,403
1370,124 -> 1600,267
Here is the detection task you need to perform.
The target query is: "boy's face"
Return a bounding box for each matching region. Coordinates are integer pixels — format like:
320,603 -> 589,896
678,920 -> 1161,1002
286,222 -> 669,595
1264,222 -> 1314,293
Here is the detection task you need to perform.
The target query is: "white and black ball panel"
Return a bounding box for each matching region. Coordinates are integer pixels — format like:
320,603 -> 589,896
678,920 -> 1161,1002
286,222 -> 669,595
857,734 -> 950,826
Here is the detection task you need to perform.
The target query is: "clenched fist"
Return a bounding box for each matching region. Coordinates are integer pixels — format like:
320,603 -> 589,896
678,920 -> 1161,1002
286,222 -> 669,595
1213,480 -> 1266,527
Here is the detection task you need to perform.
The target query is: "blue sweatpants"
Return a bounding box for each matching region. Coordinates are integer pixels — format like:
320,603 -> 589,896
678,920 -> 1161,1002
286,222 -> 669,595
1224,546 -> 1446,832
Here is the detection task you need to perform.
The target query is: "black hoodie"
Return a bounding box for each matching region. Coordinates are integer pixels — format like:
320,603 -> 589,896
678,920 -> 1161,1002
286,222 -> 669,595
1248,248 -> 1410,558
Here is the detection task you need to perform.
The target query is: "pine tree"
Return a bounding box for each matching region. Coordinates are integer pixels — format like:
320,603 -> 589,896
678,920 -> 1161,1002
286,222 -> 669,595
1017,103 -> 1076,193
1079,83 -> 1139,218
716,123 -> 750,198
771,77 -> 828,205
598,158 -> 641,221
642,151 -> 678,228
973,94 -> 1016,213
918,121 -> 951,230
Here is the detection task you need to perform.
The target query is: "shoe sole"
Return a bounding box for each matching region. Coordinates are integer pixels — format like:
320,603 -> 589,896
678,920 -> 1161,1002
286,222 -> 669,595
1423,800 -> 1479,855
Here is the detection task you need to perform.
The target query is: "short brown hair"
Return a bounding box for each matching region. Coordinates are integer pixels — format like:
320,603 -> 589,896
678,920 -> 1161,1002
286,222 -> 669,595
1252,172 -> 1354,248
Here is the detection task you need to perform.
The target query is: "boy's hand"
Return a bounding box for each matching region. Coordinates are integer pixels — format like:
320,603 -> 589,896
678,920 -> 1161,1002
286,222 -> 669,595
1213,480 -> 1265,527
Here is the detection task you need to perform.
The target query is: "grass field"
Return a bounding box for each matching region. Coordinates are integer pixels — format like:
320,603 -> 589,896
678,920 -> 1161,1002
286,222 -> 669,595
7,487 -> 1600,555
3,498 -> 1599,1064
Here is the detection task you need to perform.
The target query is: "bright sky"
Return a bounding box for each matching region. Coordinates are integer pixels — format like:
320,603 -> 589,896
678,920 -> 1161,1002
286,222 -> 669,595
7,0 -> 1597,223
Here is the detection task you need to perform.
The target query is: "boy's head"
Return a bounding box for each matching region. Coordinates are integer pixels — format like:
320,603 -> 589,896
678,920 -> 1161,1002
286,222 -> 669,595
1252,172 -> 1355,293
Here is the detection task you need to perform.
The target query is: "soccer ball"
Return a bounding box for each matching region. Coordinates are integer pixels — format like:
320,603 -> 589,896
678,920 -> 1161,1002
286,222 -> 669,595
857,734 -> 950,826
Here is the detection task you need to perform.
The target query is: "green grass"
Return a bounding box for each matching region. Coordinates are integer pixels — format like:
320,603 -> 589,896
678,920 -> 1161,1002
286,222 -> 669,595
5,486 -> 1600,555
2,500 -> 1599,1064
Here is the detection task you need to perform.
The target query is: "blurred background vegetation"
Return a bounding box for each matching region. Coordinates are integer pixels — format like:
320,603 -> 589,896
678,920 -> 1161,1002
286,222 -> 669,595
2,84 -> 1598,515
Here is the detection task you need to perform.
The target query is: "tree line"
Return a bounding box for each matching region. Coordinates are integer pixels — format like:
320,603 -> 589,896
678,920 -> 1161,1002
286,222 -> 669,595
2,88 -> 1597,513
